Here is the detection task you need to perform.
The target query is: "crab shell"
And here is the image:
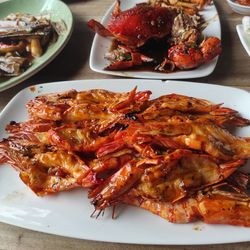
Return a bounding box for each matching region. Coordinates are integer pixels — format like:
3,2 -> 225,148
88,1 -> 176,47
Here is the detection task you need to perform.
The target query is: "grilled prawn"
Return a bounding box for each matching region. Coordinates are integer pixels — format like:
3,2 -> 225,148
26,88 -> 151,127
122,172 -> 250,226
1,88 -> 250,227
0,135 -> 93,195
88,149 -> 245,210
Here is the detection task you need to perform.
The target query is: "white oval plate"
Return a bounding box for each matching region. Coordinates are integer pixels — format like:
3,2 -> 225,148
89,0 -> 221,79
0,79 -> 250,245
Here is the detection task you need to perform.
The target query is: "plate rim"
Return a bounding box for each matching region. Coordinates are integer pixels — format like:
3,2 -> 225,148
2,78 -> 250,119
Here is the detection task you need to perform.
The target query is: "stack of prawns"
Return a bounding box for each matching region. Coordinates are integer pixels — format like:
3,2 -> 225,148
1,87 -> 250,226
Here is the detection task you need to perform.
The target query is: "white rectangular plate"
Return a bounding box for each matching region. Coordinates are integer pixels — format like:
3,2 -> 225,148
89,0 -> 221,79
0,79 -> 250,245
237,24 -> 250,57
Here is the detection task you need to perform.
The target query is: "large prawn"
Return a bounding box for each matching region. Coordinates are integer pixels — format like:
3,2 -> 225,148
2,88 -> 250,228
122,171 -> 250,226
88,149 -> 244,211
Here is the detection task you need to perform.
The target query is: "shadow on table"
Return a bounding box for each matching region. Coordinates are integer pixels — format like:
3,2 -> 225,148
192,1 -> 234,85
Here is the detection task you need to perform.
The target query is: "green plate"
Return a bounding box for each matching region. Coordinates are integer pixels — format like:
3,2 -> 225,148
0,0 -> 73,92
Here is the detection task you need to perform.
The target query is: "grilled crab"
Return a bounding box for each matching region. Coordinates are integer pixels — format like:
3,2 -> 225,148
88,1 -> 176,48
88,0 -> 221,71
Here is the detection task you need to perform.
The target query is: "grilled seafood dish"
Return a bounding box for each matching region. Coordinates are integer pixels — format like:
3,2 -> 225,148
88,2 -> 177,48
149,0 -> 213,14
0,13 -> 66,76
1,87 -> 250,227
88,0 -> 221,72
236,0 -> 250,6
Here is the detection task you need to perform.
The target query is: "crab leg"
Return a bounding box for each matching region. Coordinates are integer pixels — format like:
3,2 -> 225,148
87,19 -> 113,37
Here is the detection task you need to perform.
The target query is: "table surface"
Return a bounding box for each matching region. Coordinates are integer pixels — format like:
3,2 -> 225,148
0,0 -> 250,249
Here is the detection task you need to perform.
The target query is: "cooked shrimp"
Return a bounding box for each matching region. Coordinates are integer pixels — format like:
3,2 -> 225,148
136,152 -> 244,203
122,172 -> 250,226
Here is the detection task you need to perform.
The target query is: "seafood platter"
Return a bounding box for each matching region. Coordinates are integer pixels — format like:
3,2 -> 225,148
1,0 -> 250,245
1,79 -> 250,244
89,0 -> 221,78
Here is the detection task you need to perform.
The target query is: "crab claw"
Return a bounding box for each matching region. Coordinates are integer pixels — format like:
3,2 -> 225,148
112,0 -> 121,17
105,45 -> 154,70
168,44 -> 204,70
105,52 -> 153,70
200,37 -> 222,62
87,19 -> 113,37
167,37 -> 222,70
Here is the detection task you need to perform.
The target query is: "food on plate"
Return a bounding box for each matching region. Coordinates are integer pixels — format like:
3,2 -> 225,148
149,0 -> 213,13
1,87 -> 250,226
88,0 -> 221,72
0,13 -> 66,76
236,0 -> 250,6
243,16 -> 250,34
